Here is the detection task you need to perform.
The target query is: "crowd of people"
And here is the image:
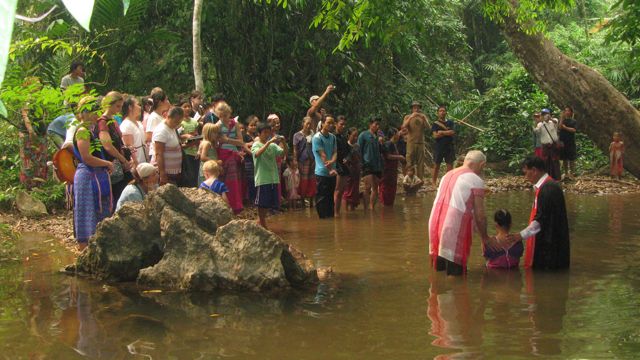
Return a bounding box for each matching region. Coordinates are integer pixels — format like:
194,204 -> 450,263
48,67 -> 458,248
41,63 -> 622,275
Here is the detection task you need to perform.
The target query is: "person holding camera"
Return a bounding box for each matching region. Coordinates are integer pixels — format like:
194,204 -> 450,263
252,122 -> 288,229
534,108 -> 561,180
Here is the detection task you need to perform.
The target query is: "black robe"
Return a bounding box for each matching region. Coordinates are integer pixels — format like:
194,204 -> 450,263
532,180 -> 570,270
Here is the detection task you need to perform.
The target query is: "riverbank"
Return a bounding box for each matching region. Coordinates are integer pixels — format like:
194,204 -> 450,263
1,174 -> 639,254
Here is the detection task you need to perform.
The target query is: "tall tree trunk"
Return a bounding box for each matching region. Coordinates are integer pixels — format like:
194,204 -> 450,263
501,17 -> 640,178
192,0 -> 204,93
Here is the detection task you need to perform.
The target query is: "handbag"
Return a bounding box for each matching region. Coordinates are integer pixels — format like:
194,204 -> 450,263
110,159 -> 124,183
542,123 -> 564,149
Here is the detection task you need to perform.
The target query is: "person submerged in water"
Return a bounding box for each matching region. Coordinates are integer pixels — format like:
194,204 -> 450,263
483,209 -> 523,269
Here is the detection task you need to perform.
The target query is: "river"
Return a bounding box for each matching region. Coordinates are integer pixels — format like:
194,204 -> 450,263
1,191 -> 640,359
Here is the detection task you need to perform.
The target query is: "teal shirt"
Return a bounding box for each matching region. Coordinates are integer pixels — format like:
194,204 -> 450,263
251,140 -> 284,186
312,132 -> 337,176
358,130 -> 382,172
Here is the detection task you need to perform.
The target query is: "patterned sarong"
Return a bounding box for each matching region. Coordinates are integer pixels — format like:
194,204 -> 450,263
298,158 -> 317,197
74,163 -> 112,243
219,148 -> 243,214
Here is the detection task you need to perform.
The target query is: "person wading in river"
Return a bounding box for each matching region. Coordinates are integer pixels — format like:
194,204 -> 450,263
428,150 -> 492,275
358,118 -> 384,210
402,101 -> 430,180
509,156 -> 570,270
333,115 -> 351,215
312,116 -> 338,218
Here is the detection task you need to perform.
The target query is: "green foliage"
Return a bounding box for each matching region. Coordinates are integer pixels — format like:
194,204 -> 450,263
473,67 -> 548,165
607,0 -> 640,45
474,62 -> 608,173
549,21 -> 640,101
482,0 -> 575,34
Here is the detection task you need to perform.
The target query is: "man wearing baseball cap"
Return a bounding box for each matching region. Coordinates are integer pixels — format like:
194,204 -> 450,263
534,108 -> 561,179
402,100 -> 430,180
307,85 -> 335,130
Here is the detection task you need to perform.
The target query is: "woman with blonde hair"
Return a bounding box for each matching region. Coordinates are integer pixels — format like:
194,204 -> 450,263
73,96 -> 114,250
197,122 -> 222,183
215,102 -> 250,214
95,91 -> 133,205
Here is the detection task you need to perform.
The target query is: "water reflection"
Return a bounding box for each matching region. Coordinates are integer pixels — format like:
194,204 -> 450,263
427,269 -> 570,359
427,274 -> 482,359
3,193 -> 640,358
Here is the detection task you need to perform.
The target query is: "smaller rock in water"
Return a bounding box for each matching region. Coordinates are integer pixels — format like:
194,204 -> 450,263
15,191 -> 47,217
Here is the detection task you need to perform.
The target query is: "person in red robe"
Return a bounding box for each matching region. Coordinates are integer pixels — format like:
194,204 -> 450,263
428,150 -> 493,275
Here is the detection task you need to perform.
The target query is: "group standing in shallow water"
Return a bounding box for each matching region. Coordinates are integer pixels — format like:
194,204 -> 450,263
38,72 -> 622,268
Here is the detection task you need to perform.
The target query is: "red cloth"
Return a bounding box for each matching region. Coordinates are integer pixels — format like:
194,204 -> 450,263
524,176 -> 551,268
298,158 -> 317,197
428,168 -> 485,269
378,158 -> 398,206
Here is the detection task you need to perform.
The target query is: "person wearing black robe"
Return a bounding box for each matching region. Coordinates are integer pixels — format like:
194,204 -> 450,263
512,156 -> 570,270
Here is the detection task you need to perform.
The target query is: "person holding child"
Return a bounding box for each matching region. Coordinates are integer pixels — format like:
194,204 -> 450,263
197,123 -> 221,184
199,160 -> 229,205
609,131 -> 624,179
215,102 -> 250,214
252,122 -> 287,229
483,209 -> 523,269
402,166 -> 423,195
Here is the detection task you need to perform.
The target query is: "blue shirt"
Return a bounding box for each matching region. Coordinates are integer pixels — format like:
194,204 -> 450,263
312,131 -> 337,177
200,179 -> 229,195
115,184 -> 145,212
47,113 -> 74,137
357,130 -> 382,172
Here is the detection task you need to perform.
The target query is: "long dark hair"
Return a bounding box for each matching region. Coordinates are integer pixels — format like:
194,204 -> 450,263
150,88 -> 167,111
121,95 -> 140,121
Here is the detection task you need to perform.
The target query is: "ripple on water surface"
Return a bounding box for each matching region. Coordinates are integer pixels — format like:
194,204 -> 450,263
1,192 -> 640,358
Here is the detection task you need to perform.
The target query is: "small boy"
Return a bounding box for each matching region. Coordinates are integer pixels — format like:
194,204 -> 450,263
483,209 -> 523,269
402,166 -> 423,195
252,122 -> 287,229
199,160 -> 229,205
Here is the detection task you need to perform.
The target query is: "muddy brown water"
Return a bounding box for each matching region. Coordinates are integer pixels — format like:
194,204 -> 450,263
1,192 -> 640,359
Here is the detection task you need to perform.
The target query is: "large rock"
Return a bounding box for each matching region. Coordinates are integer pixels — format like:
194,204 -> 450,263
70,184 -> 319,292
15,191 -> 47,217
73,202 -> 163,281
